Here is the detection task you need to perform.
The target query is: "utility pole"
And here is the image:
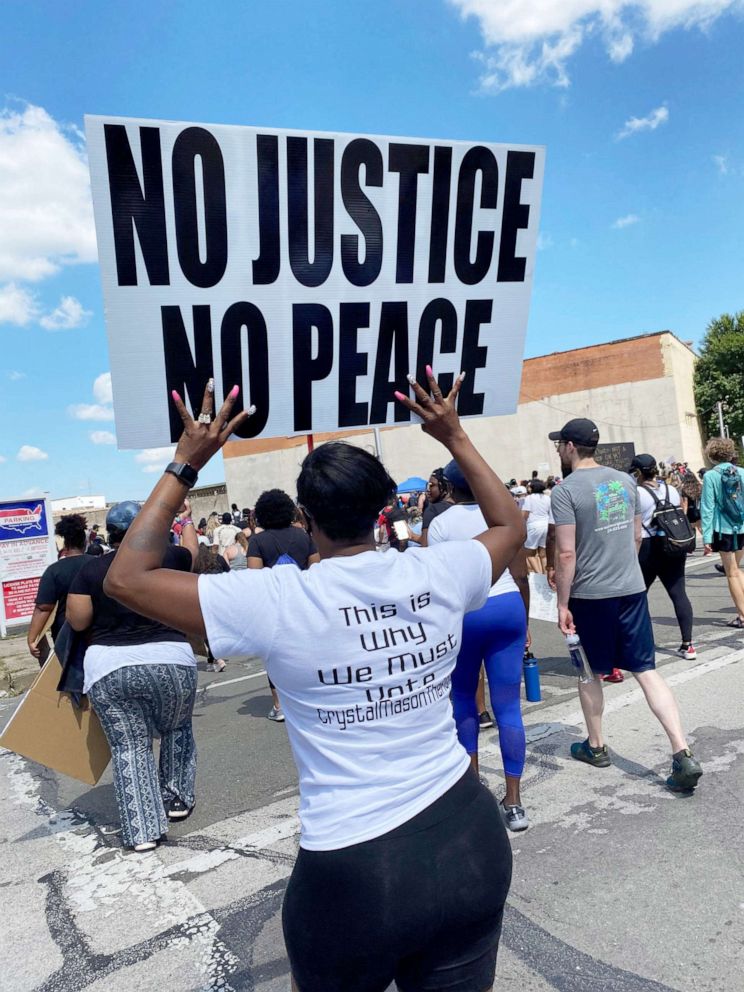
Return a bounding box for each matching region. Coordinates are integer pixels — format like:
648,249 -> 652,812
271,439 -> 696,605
373,427 -> 383,460
716,401 -> 726,437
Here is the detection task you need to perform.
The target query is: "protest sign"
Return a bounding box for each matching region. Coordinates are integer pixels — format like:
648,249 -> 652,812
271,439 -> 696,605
594,442 -> 635,473
528,573 -> 558,624
0,499 -> 56,637
0,653 -> 110,785
85,116 -> 545,448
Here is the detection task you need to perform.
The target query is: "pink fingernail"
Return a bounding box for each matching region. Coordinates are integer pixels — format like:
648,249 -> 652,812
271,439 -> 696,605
426,364 -> 434,378
230,385 -> 240,397
394,391 -> 406,401
171,390 -> 180,401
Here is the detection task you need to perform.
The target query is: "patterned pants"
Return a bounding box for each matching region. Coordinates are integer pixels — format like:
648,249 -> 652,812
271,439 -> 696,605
89,664 -> 197,848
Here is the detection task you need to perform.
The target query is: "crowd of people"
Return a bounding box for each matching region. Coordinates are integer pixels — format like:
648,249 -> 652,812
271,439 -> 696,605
26,369 -> 744,992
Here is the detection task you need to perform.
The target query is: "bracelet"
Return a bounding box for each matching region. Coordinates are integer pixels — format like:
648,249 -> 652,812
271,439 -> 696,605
179,518 -> 194,527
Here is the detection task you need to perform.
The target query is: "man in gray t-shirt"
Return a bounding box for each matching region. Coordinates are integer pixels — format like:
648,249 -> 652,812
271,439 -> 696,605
551,465 -> 645,600
548,418 -> 702,793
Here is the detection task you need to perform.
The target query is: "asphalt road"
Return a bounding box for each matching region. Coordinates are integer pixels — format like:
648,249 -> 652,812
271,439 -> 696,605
1,552 -> 742,991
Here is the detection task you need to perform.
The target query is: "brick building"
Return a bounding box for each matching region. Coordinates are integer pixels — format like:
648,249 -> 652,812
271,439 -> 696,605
222,331 -> 705,507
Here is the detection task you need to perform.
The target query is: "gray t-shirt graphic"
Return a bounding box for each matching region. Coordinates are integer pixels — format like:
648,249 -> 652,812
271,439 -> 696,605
551,467 -> 645,600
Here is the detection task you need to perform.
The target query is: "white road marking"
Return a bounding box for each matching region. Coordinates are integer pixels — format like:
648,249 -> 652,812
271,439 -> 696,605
558,648 -> 743,734
480,647 -> 744,758
202,670 -> 267,690
4,753 -> 240,990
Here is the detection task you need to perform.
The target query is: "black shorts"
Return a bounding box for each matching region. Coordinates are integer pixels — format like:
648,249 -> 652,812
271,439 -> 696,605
282,769 -> 512,992
569,591 -> 656,674
712,531 -> 744,553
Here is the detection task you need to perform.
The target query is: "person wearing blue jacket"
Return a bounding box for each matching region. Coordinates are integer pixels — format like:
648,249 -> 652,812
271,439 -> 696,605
700,437 -> 744,628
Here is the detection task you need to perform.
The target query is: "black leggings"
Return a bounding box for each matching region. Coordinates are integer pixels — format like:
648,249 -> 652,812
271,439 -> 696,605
282,768 -> 512,992
639,537 -> 693,643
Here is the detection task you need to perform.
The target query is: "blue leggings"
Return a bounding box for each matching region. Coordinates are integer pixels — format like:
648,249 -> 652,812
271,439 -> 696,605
451,591 -> 527,777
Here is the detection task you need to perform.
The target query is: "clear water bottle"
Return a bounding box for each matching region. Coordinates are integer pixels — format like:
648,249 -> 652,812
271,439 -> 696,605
566,633 -> 595,683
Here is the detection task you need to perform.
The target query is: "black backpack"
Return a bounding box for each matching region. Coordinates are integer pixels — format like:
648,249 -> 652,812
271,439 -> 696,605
642,482 -> 696,556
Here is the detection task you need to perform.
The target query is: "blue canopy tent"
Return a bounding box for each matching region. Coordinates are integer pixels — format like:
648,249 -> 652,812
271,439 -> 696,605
397,476 -> 428,494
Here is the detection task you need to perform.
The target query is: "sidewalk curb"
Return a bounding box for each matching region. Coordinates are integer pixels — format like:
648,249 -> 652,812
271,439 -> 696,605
0,665 -> 37,698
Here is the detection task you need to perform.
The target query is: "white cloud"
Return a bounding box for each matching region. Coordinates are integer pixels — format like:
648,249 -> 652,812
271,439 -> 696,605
22,486 -> 44,497
713,154 -> 729,174
39,295 -> 92,330
8,370 -> 26,380
0,283 -> 39,326
68,403 -> 115,421
0,103 -> 96,283
90,430 -> 116,445
68,373 -> 115,422
448,1 -> 744,91
616,104 -> 669,140
537,232 -> 554,251
0,455 -> 6,463
612,213 -> 640,228
135,447 -> 176,473
93,372 -> 113,405
17,444 -> 48,462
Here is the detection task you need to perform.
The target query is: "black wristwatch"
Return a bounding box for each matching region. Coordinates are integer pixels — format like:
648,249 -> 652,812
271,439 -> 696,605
164,461 -> 199,488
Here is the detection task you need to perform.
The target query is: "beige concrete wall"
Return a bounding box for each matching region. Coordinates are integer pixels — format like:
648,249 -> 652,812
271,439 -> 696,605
224,373 -> 701,503
223,332 -> 707,504
660,334 -> 706,468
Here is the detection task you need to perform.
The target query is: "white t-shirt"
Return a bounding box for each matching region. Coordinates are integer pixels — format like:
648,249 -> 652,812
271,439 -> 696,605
213,523 -> 241,554
83,641 -> 196,693
198,541 -> 491,851
638,480 -> 680,536
521,492 -> 551,549
427,504 -> 519,597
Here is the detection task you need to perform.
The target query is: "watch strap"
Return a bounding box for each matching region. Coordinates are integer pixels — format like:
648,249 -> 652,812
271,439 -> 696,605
164,461 -> 199,488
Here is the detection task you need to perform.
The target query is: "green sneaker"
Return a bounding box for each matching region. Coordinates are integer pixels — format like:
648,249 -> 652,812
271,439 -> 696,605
570,739 -> 611,768
666,749 -> 703,791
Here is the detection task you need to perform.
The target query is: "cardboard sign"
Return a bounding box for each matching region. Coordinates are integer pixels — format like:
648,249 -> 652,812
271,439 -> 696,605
86,116 -> 545,448
0,499 -> 56,636
0,654 -> 111,786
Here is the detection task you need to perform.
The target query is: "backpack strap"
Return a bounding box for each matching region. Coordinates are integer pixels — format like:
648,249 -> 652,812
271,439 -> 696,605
641,482 -> 664,508
640,483 -> 659,536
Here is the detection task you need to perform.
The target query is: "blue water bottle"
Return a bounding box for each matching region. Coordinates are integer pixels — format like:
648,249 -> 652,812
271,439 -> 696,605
523,650 -> 541,702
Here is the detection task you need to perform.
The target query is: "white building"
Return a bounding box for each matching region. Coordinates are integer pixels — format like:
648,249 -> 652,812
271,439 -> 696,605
51,494 -> 107,513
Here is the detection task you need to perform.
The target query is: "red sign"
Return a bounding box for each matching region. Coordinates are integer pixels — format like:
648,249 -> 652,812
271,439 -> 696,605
2,576 -> 40,621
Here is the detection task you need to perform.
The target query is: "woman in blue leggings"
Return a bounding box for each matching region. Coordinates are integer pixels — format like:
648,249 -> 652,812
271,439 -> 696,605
428,461 -> 530,832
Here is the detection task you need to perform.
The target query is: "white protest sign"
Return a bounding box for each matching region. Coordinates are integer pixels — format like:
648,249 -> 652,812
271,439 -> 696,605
528,573 -> 558,624
85,116 -> 544,448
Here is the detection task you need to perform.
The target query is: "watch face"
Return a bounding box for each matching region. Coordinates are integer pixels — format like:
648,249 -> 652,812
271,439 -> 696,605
167,462 -> 197,485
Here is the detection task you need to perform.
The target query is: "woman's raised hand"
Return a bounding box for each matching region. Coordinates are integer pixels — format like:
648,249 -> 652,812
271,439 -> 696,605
171,379 -> 254,471
394,366 -> 466,449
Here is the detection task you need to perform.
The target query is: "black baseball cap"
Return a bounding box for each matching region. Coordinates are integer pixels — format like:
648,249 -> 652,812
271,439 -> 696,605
548,418 -> 600,447
629,453 -> 656,472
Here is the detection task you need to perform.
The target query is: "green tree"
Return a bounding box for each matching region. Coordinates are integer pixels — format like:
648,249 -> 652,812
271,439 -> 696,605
694,311 -> 744,444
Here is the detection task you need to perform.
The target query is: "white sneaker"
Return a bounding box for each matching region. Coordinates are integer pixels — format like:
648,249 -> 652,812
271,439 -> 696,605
132,841 -> 157,853
500,802 -> 529,832
268,706 -> 285,722
677,643 -> 697,660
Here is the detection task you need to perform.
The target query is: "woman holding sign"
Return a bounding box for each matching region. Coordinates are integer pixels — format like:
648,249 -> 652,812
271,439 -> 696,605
104,370 -> 525,992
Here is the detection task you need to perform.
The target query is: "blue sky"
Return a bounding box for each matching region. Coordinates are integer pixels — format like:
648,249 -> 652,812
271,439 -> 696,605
2,0 -> 743,502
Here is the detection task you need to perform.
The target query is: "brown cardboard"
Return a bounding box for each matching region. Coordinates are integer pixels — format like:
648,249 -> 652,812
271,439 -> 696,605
0,654 -> 110,785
